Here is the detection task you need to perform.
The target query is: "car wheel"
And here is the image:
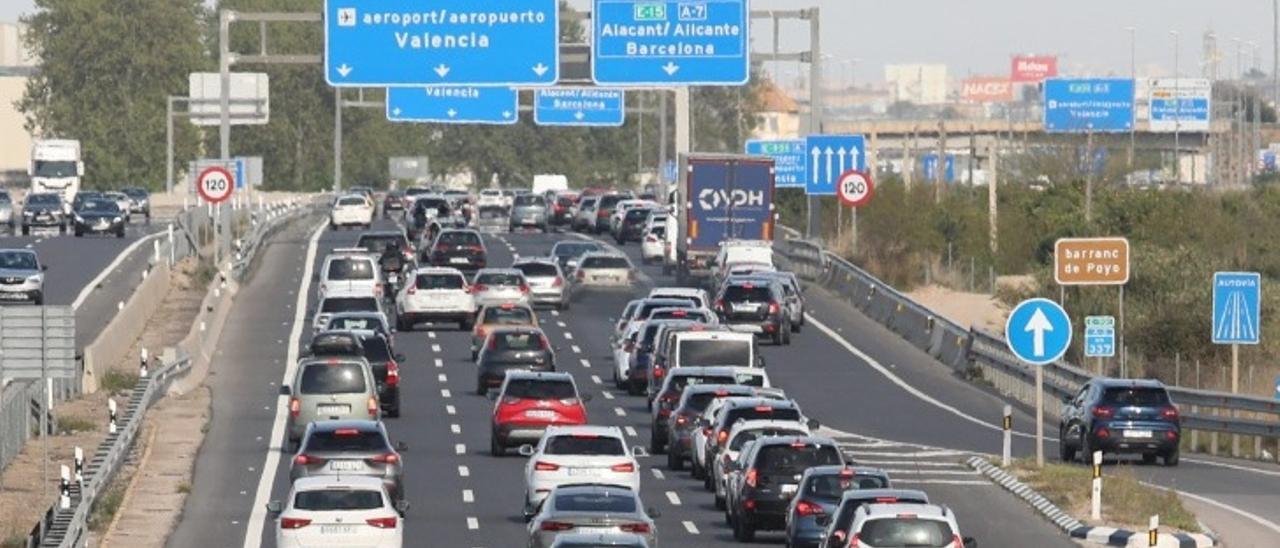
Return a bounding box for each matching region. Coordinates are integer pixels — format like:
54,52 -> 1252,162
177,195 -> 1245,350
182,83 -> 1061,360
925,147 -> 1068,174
33,296 -> 43,305
1058,427 -> 1077,463
715,493 -> 726,511
782,326 -> 792,345
690,457 -> 703,479
475,381 -> 487,396
74,229 -> 83,238
490,435 -> 504,457
1163,447 -> 1180,466
667,449 -> 683,471
116,227 -> 125,238
734,516 -> 755,542
460,316 -> 474,331
58,223 -> 66,234
704,471 -> 714,491
649,430 -> 665,454
791,321 -> 802,333
386,405 -> 400,418
773,329 -> 784,346
1080,432 -> 1093,464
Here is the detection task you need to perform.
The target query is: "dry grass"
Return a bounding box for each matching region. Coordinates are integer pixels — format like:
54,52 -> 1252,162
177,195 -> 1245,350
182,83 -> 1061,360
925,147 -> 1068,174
1009,459 -> 1200,533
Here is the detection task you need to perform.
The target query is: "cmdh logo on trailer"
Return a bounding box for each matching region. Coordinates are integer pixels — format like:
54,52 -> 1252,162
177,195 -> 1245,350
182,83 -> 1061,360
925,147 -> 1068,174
1011,54 -> 1058,82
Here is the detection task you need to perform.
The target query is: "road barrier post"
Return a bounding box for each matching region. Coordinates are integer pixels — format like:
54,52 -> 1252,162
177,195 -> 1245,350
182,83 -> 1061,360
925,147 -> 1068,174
73,447 -> 83,484
1001,405 -> 1012,466
1091,450 -> 1102,521
1148,514 -> 1159,546
139,348 -> 149,378
58,465 -> 70,509
108,398 -> 117,434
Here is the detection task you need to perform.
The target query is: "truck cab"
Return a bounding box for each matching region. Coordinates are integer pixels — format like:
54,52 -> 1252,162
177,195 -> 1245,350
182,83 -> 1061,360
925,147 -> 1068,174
29,140 -> 83,212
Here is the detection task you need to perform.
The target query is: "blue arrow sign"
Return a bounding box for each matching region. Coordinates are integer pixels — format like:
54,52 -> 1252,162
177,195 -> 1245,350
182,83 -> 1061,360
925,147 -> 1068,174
592,0 -> 749,85
1212,271 -> 1261,345
386,87 -> 518,125
534,88 -> 626,127
804,135 -> 866,196
1083,315 -> 1115,358
663,159 -> 677,183
1006,298 -> 1072,365
921,153 -> 956,184
745,139 -> 806,188
324,0 -> 559,86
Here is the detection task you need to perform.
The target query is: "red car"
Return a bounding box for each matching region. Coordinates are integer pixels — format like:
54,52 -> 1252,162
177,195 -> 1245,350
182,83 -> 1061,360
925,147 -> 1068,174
490,371 -> 589,456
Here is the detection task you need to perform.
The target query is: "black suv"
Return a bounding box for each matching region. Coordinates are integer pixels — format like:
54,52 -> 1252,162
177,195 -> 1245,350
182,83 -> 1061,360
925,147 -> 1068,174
593,193 -> 629,233
716,278 -> 791,345
21,193 -> 66,235
358,333 -> 404,418
666,384 -> 761,472
704,398 -> 806,483
1059,378 -> 1181,466
615,207 -> 652,244
427,229 -> 487,271
726,436 -> 845,542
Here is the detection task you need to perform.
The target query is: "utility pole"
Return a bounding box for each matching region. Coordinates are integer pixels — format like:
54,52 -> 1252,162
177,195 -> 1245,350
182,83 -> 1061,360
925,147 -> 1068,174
1171,30 -> 1181,183
1127,27 -> 1137,170
658,92 -> 668,181
1274,0 -> 1279,105
988,140 -> 999,255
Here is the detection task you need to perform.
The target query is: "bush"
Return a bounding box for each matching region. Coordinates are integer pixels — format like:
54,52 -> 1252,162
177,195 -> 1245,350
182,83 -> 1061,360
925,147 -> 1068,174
99,370 -> 139,395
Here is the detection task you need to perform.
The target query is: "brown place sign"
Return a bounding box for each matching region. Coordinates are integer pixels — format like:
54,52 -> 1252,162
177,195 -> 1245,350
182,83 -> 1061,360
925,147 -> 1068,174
1055,237 -> 1130,285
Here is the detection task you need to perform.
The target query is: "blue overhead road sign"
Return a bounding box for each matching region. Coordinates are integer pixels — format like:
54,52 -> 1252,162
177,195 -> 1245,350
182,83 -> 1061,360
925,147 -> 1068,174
534,89 -> 626,127
1044,78 -> 1135,133
592,0 -> 749,85
1006,298 -> 1072,365
324,0 -> 559,86
804,135 -> 866,196
1212,271 -> 1261,345
386,87 -> 519,125
745,139 -> 807,188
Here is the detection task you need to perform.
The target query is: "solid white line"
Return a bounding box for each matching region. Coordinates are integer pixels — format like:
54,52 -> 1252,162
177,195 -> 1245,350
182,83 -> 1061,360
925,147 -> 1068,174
462,489 -> 474,503
242,222 -> 325,548
893,479 -> 994,486
682,520 -> 699,534
666,491 -> 681,506
614,406 -> 626,416
624,426 -> 638,438
458,465 -> 470,477
1183,457 -> 1280,478
1152,484 -> 1280,534
446,405 -> 456,415
466,517 -> 479,530
72,231 -> 165,310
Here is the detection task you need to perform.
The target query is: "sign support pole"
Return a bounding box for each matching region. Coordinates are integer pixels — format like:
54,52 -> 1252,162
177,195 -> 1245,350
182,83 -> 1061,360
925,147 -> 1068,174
1232,343 -> 1240,456
806,8 -> 823,240
1035,365 -> 1044,467
1119,286 -> 1126,377
334,88 -> 343,192
674,87 -> 690,158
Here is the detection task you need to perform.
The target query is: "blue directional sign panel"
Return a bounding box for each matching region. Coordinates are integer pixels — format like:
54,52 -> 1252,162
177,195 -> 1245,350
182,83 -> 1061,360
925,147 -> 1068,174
804,135 -> 866,196
1084,315 -> 1115,358
386,87 -> 518,125
745,140 -> 807,188
324,0 -> 559,86
1043,78 -> 1135,133
663,159 -> 677,183
1005,298 -> 1072,365
234,158 -> 245,189
534,88 -> 626,127
592,0 -> 749,85
921,153 -> 955,184
1212,271 -> 1261,345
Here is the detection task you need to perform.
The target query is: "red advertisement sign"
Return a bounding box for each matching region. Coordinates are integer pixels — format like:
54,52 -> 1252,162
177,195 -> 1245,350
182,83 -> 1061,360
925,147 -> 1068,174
1011,55 -> 1058,82
961,77 -> 1013,102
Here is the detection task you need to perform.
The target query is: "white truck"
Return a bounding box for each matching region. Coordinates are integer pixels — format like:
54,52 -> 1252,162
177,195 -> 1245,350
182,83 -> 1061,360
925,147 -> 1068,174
29,139 -> 83,210
531,174 -> 568,195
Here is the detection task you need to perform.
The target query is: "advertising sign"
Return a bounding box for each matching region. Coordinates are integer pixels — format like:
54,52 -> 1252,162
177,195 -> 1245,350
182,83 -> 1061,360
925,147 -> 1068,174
1044,78 -> 1135,133
1011,55 -> 1058,82
961,77 -> 1013,102
1148,78 -> 1211,132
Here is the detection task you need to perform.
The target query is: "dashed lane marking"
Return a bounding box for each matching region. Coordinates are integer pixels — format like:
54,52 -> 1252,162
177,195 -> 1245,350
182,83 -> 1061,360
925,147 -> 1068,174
591,375 -> 603,385
602,391 -> 615,400
441,389 -> 452,398
446,405 -> 456,415
450,424 -> 462,434
556,321 -> 567,328
613,407 -> 626,417
564,332 -> 574,340
431,344 -> 442,353
438,373 -> 448,383
455,443 -> 466,455
666,491 -> 682,506
571,345 -> 582,354
458,465 -> 470,477
683,521 -> 700,535
651,468 -> 665,480
428,331 -> 436,339
624,426 -> 638,438
462,489 -> 474,503
466,517 -> 479,530
434,358 -> 443,368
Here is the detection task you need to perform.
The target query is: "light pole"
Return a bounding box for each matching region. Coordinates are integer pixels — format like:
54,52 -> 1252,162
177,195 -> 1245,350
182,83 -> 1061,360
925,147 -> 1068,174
1126,27 -> 1137,170
1171,30 -> 1180,183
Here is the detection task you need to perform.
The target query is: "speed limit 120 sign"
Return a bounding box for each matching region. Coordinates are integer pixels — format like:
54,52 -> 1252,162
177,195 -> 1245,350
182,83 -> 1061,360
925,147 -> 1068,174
196,166 -> 234,204
836,170 -> 874,208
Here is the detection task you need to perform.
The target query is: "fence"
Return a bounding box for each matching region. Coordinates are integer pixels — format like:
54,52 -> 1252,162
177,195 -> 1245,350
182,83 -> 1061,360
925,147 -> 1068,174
773,231 -> 1280,461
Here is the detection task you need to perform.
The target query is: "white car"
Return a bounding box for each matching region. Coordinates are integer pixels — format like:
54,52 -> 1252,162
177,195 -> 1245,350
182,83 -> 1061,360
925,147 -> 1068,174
648,287 -> 710,310
612,322 -> 645,386
712,419 -> 811,508
477,189 -> 505,209
609,199 -> 657,233
471,268 -> 531,309
103,191 -> 133,222
395,267 -> 476,331
330,194 -> 375,229
640,221 -> 667,264
268,475 -> 406,548
690,394 -> 790,479
662,215 -> 678,275
521,425 -> 642,519
312,295 -> 385,335
613,299 -> 643,341
319,248 -> 383,300
849,503 -> 975,548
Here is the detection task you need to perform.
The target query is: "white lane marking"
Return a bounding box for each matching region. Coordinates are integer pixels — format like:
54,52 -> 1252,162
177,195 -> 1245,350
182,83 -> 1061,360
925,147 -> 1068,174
625,426 -> 638,438
652,468 -> 665,480
564,332 -> 574,340
458,465 -> 470,477
591,375 -> 603,385
577,355 -> 588,364
613,406 -> 626,416
466,517 -> 479,530
438,373 -> 448,382
1183,457 -> 1280,478
551,310 -> 560,317
683,521 -> 700,534
462,489 -> 475,503
242,222 -> 325,548
893,479 -> 993,486
428,331 -> 437,339
556,320 -> 567,328
602,391 -> 615,400
441,389 -> 452,398
72,231 -> 165,310
434,358 -> 444,368
1142,481 -> 1280,534
446,405 -> 456,415
455,443 -> 466,454
431,343 -> 442,353
451,424 -> 462,434
666,491 -> 681,506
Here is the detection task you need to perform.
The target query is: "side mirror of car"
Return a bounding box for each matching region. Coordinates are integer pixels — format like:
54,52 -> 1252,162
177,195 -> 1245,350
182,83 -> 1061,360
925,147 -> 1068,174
265,501 -> 283,515
395,500 -> 411,515
963,537 -> 977,548
517,444 -> 535,457
631,446 -> 649,457
647,507 -> 662,519
395,441 -> 409,452
279,385 -> 291,396
756,355 -> 767,368
580,394 -> 593,403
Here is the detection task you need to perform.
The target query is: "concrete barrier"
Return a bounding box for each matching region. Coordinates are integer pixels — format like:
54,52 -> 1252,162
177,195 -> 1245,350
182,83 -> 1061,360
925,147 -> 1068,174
81,262 -> 171,394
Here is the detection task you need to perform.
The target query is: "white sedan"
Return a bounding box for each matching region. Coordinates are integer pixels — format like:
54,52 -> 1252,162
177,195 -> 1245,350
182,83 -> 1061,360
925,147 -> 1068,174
330,194 -> 375,229
269,475 -> 406,548
521,425 -> 643,520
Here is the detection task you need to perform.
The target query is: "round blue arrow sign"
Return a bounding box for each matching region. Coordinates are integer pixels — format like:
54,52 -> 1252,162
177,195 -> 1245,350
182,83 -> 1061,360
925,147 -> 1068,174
1005,298 -> 1072,366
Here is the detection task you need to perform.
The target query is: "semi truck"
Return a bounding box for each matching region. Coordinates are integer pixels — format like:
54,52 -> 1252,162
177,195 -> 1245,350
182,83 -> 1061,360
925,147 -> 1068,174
673,153 -> 776,284
29,139 -> 83,210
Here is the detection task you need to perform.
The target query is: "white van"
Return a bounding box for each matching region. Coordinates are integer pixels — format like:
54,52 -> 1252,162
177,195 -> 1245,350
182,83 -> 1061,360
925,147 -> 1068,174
531,174 -> 569,195
319,248 -> 383,300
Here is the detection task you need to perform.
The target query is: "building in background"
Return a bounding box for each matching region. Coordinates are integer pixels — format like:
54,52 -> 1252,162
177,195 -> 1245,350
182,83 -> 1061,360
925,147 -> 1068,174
752,80 -> 800,140
0,22 -> 35,180
884,64 -> 947,104
0,23 -> 34,69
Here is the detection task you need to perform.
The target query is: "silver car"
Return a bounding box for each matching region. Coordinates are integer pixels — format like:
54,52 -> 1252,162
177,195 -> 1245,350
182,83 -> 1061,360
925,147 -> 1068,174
513,258 -> 568,310
472,268 -> 531,308
283,357 -> 380,449
571,252 -> 633,288
0,192 -> 14,232
510,194 -> 550,232
527,484 -> 658,548
288,420 -> 406,502
0,249 -> 46,304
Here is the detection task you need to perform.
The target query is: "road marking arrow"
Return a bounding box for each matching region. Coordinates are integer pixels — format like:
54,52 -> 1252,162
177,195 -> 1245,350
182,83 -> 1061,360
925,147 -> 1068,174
1025,307 -> 1053,357
824,147 -> 835,184
532,63 -> 549,76
662,62 -> 680,76
810,146 -> 821,183
336,64 -> 352,77
447,108 -> 458,118
849,146 -> 861,170
434,64 -> 451,78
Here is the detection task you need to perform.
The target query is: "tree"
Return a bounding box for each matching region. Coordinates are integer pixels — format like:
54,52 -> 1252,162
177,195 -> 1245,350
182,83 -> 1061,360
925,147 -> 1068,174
20,0 -> 208,188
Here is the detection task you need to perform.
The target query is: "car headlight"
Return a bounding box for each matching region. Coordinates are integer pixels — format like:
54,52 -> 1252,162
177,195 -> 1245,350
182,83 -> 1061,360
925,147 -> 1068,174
26,275 -> 41,284
113,216 -> 122,223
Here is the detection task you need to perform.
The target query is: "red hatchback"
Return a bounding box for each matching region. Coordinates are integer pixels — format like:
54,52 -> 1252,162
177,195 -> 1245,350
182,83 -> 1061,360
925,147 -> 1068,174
490,371 -> 590,456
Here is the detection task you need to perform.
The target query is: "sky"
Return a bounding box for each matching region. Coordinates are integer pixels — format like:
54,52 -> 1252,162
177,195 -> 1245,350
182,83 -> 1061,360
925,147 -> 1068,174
4,0 -> 1275,85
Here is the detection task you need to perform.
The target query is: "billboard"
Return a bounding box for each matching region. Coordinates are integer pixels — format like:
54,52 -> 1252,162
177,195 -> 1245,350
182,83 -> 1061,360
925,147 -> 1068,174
1044,78 -> 1135,133
1148,78 -> 1211,132
961,77 -> 1013,102
1011,55 -> 1058,82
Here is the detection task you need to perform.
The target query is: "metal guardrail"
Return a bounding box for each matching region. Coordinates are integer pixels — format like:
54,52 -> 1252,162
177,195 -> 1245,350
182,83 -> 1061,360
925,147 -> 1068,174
773,230 -> 1280,457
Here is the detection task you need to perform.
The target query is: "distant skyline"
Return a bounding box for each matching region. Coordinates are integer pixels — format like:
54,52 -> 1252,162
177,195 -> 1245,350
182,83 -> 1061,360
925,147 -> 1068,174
5,0 -> 1276,85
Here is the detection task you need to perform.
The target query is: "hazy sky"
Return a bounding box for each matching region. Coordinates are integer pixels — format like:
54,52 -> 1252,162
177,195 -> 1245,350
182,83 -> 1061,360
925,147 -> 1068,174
4,0 -> 1274,84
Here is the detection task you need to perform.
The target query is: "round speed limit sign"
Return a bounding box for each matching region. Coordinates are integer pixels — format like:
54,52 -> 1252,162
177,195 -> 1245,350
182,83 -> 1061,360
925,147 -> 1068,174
836,170 -> 874,208
196,166 -> 234,204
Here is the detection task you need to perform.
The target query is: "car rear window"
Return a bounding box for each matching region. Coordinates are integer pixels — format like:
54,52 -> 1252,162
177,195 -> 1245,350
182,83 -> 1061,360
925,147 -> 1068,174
482,307 -> 534,324
503,379 -> 576,400
856,518 -> 954,547
668,374 -> 745,393
514,262 -> 559,277
305,429 -> 390,452
320,297 -> 379,313
730,428 -> 806,450
357,235 -> 405,253
294,489 -> 384,511
553,243 -> 600,258
637,300 -> 693,319
327,258 -> 374,281
494,331 -> 545,351
726,406 -> 801,428
756,443 -> 843,473
677,339 -> 752,367
725,285 -> 774,302
581,256 -> 630,269
417,273 -> 464,290
478,207 -> 507,219
337,197 -> 365,206
477,272 -> 524,286
359,336 -> 392,362
598,195 -> 624,208
545,435 -> 626,456
299,363 -> 367,394
514,195 -> 545,206
310,334 -> 360,355
649,224 -> 667,236
807,474 -> 889,499
1101,387 -> 1171,406
625,209 -> 650,220
554,492 -> 637,513
437,231 -> 481,245
556,196 -> 575,206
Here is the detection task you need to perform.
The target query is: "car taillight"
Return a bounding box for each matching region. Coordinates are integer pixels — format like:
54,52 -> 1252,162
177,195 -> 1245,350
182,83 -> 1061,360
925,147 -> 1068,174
653,365 -> 665,378
473,283 -> 488,292
406,286 -> 417,295
598,210 -> 608,218
366,516 -> 397,529
280,517 -> 312,529
1160,406 -> 1180,421
796,500 -> 825,516
1092,406 -> 1115,419
952,534 -> 964,548
646,234 -> 657,242
624,340 -> 635,352
474,325 -> 486,338
611,462 -> 635,473
715,299 -> 725,311
385,361 -> 399,386
658,407 -> 672,417
539,336 -> 550,350
292,454 -> 325,466
288,398 -> 300,418
370,453 -> 400,464
520,284 -> 530,294
540,521 -> 574,531
702,426 -> 712,436
1096,427 -> 1111,439
848,533 -> 861,548
745,468 -> 758,487
768,301 -> 781,314
620,523 -> 651,534
717,430 -> 729,445
552,276 -> 563,287
436,244 -> 451,251
534,461 -> 560,471
676,415 -> 688,425
367,397 -> 378,416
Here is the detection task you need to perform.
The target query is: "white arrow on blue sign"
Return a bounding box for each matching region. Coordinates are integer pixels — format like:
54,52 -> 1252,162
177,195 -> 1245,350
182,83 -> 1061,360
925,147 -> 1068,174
534,88 -> 626,127
1006,298 -> 1072,365
592,0 -> 749,86
324,0 -> 559,86
804,135 -> 866,196
386,87 -> 519,125
745,139 -> 807,188
1212,271 -> 1261,345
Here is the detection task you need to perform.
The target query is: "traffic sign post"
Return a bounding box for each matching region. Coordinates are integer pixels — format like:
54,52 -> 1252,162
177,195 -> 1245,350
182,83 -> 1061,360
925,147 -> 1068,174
592,0 -> 749,85
386,87 -> 518,125
534,88 -> 626,127
804,135 -> 866,196
324,0 -> 560,87
1006,298 -> 1072,467
1212,271 -> 1261,457
745,140 -> 807,188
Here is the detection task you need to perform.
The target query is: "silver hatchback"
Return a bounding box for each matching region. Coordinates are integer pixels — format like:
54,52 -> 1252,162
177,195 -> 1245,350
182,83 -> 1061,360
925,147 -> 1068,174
472,268 -> 531,308
513,258 -> 568,310
510,194 -> 549,232
527,484 -> 658,548
283,357 -> 380,449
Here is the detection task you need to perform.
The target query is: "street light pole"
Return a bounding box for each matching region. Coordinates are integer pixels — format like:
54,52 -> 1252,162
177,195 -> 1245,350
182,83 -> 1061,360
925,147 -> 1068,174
1127,27 -> 1137,170
1171,30 -> 1181,183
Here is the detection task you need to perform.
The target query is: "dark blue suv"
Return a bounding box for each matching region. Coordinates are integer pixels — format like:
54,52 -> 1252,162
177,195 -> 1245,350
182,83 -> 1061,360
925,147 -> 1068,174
1058,378 -> 1181,466
784,465 -> 891,548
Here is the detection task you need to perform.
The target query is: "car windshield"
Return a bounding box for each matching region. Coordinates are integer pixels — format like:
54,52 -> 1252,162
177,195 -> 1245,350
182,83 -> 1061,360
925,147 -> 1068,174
725,285 -> 774,302
122,188 -> 147,198
503,379 -> 576,400
581,256 -> 630,269
320,297 -> 378,313
1101,387 -> 1171,406
514,262 -> 559,278
514,195 -> 545,206
417,273 -> 464,290
82,200 -> 119,213
437,232 -> 481,245
757,444 -> 843,473
327,316 -> 383,332
305,429 -> 389,452
327,258 -> 374,280
476,272 -> 524,286
545,435 -> 626,456
730,428 -> 807,451
294,489 -> 384,511
298,363 -> 367,394
678,340 -> 752,366
27,194 -> 60,205
807,474 -> 890,499
0,251 -> 38,270
482,307 -> 534,324
856,518 -> 954,547
554,492 -> 637,513
494,331 -> 544,351
33,160 -> 76,178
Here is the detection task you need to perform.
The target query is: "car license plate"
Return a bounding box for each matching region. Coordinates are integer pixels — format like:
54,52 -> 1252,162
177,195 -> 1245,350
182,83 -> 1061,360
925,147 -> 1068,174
317,404 -> 349,415
0,293 -> 27,301
425,208 -> 438,217
732,303 -> 757,312
568,468 -> 595,476
320,524 -> 355,535
329,460 -> 362,472
781,483 -> 798,495
577,527 -> 614,535
525,410 -> 557,419
387,273 -> 398,284
1124,429 -> 1153,438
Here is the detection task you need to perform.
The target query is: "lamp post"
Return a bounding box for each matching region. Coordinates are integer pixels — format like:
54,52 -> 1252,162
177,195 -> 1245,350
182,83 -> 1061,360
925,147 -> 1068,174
1126,27 -> 1137,170
1171,30 -> 1181,183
